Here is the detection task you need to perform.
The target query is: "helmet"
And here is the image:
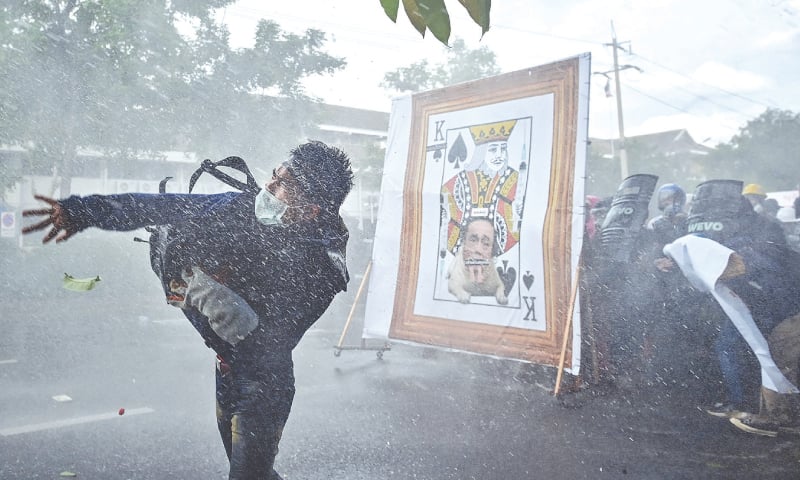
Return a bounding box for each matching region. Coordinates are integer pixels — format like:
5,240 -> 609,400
656,183 -> 686,216
742,183 -> 765,197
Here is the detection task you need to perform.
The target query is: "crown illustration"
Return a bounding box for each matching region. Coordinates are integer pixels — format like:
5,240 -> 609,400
468,120 -> 517,145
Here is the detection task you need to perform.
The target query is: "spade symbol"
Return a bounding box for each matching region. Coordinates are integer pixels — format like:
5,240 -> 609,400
433,148 -> 443,162
497,260 -> 517,297
448,133 -> 467,170
522,271 -> 534,290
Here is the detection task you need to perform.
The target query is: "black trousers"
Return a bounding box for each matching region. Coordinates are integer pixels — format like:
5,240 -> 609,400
215,357 -> 295,480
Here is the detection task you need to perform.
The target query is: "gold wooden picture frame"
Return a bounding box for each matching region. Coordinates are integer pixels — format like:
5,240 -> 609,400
388,57 -> 584,366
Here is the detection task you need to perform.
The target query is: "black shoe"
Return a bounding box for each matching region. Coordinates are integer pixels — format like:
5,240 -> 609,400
704,402 -> 745,418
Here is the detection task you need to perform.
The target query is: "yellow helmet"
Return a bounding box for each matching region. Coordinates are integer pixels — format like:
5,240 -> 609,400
742,183 -> 765,196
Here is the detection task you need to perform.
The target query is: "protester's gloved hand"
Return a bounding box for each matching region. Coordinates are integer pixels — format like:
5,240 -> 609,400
22,195 -> 80,243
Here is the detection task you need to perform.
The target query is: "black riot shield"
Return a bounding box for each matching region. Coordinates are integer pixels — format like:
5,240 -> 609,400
600,174 -> 659,263
686,179 -> 744,243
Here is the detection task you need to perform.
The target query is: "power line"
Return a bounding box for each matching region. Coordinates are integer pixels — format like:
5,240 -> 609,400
490,23 -> 770,136
491,23 -> 603,46
621,82 -> 745,133
491,18 -> 782,116
221,2 -> 785,135
624,73 -> 765,119
630,53 -> 778,110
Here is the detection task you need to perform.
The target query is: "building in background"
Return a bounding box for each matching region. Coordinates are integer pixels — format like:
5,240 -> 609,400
0,103 -> 390,247
587,129 -> 713,197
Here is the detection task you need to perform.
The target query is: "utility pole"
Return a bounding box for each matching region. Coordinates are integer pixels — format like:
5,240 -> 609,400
604,21 -> 641,181
610,23 -> 628,180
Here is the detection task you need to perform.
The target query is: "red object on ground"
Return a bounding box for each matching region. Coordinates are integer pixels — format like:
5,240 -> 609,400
118,408 -> 125,416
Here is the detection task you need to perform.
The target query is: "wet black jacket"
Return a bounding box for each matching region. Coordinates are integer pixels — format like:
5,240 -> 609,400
719,210 -> 800,329
61,191 -> 350,374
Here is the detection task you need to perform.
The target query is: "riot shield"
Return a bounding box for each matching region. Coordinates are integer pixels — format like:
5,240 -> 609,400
600,173 -> 659,263
686,179 -> 744,242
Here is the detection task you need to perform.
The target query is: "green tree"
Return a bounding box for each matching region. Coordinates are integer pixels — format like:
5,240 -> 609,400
381,37 -> 500,93
626,140 -> 702,192
380,0 -> 491,45
169,19 -> 345,163
0,0 -> 344,197
2,0 -> 210,196
705,108 -> 800,191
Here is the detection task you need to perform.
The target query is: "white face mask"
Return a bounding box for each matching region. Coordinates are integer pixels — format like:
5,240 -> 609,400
254,188 -> 288,225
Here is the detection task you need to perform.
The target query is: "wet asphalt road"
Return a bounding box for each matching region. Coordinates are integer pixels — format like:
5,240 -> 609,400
1,235 -> 798,479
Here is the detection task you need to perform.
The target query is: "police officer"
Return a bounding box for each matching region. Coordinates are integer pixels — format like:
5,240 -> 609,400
647,183 -> 688,246
742,183 -> 767,214
640,183 -> 700,387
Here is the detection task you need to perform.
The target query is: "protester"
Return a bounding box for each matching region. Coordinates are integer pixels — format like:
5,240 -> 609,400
749,312 -> 800,434
665,180 -> 800,435
709,196 -> 789,417
22,141 -> 354,480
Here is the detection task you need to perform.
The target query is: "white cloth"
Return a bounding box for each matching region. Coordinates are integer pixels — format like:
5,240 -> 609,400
664,235 -> 798,394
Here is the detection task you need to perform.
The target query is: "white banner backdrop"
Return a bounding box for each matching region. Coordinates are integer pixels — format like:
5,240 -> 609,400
363,55 -> 590,372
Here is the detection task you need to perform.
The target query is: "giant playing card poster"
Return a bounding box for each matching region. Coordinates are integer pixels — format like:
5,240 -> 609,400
364,55 -> 590,370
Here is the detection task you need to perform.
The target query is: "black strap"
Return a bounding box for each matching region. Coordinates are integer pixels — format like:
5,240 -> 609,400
188,156 -> 259,194
158,176 -> 173,194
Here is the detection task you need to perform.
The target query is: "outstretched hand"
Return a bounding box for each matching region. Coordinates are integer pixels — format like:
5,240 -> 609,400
22,195 -> 79,243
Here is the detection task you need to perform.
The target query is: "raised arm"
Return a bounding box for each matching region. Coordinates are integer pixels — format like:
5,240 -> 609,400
23,192 -> 238,243
22,195 -> 79,243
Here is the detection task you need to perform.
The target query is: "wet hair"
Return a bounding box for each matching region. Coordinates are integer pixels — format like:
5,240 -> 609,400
284,140 -> 354,211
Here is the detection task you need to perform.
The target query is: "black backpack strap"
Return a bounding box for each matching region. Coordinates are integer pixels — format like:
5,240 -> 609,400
159,176 -> 173,193
188,156 -> 259,194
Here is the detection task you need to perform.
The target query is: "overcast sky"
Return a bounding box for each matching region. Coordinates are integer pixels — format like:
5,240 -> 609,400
218,0 -> 800,146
